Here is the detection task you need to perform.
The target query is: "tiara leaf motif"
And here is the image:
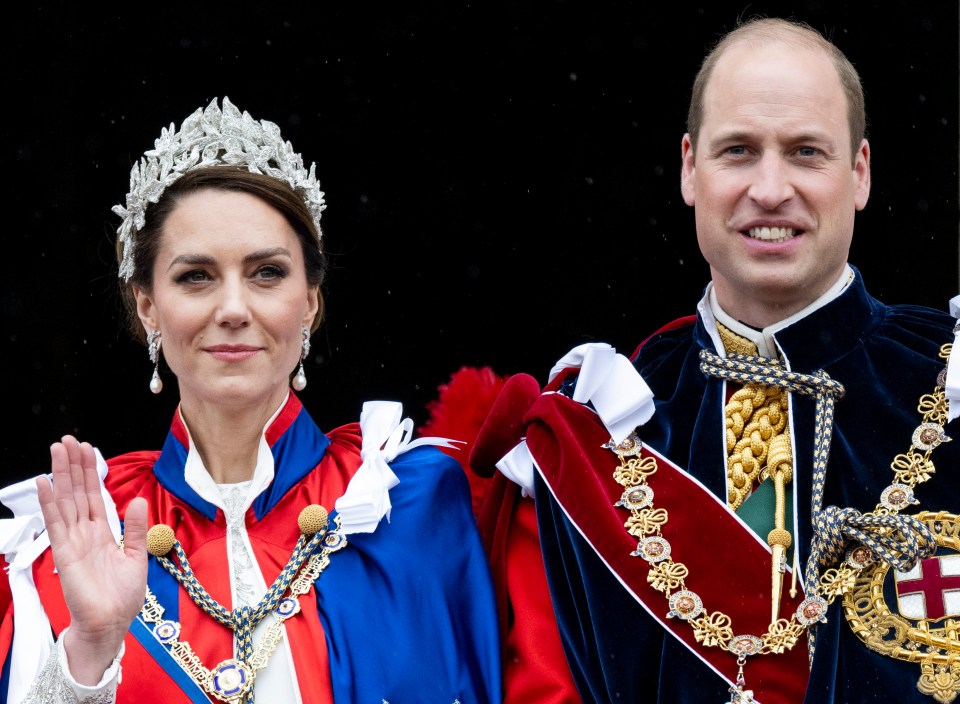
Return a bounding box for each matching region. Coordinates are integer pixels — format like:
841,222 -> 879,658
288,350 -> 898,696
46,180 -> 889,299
113,97 -> 326,281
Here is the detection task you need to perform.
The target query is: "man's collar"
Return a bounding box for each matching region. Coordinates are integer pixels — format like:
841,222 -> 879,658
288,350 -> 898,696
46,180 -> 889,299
705,264 -> 855,358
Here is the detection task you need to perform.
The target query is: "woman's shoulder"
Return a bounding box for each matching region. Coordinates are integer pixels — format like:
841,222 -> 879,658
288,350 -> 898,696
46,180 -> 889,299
325,421 -> 362,451
104,450 -> 162,512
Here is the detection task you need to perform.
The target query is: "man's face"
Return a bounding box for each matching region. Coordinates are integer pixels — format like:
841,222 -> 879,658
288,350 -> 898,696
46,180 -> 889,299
680,39 -> 870,327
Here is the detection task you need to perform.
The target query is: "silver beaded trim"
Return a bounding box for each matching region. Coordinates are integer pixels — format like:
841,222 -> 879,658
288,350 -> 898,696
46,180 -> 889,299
21,639 -> 117,704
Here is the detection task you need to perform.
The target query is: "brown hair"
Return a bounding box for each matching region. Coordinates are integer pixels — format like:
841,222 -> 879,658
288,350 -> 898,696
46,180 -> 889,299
686,17 -> 866,163
116,165 -> 328,344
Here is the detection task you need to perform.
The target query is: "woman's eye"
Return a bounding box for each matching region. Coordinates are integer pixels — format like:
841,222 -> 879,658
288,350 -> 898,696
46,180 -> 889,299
176,269 -> 210,284
255,264 -> 288,281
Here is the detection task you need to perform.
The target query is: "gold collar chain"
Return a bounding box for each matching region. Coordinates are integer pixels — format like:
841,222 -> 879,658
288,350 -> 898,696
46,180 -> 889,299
140,505 -> 347,704
608,343 -> 954,703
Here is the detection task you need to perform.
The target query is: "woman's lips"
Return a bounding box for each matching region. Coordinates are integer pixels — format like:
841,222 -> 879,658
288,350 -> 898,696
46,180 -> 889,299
206,346 -> 260,362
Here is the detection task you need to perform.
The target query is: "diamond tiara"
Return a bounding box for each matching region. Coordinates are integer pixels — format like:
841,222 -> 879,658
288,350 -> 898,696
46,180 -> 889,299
112,97 -> 326,281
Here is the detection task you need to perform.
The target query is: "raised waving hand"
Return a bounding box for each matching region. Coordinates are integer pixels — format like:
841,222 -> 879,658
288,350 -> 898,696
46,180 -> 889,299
36,435 -> 148,685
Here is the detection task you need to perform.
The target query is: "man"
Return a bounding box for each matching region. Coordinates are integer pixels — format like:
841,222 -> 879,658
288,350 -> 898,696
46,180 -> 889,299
467,16 -> 960,704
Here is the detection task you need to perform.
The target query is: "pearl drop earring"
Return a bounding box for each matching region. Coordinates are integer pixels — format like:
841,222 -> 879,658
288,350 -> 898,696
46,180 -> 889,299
147,330 -> 163,394
292,325 -> 310,391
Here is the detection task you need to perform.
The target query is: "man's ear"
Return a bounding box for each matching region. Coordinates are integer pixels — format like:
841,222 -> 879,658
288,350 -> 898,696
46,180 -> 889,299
853,138 -> 871,211
680,133 -> 696,207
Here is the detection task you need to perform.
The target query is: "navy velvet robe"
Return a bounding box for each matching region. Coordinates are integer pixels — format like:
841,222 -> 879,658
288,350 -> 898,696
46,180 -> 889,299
535,270 -> 960,703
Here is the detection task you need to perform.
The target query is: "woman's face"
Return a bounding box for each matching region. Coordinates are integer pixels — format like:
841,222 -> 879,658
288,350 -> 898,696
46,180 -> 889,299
134,188 -> 318,412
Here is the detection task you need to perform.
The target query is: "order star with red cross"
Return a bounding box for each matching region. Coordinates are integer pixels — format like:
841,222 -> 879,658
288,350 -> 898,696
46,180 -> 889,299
895,554 -> 960,621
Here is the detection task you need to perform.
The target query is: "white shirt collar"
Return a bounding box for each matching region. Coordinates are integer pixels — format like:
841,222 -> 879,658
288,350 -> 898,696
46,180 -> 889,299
704,264 -> 855,358
182,397 -> 286,512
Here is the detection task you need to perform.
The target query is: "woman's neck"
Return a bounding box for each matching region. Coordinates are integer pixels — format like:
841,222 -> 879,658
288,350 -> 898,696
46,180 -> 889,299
178,394 -> 287,484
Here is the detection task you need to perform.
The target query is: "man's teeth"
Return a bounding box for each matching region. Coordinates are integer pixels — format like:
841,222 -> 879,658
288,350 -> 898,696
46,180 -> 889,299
748,226 -> 796,242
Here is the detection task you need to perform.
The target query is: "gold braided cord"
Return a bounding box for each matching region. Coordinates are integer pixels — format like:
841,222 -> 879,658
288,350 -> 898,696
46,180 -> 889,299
715,322 -> 796,629
725,384 -> 790,510
140,512 -> 347,703
715,323 -> 792,512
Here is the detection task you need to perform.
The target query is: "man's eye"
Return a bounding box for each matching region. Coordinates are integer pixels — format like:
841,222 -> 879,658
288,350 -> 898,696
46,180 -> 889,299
797,146 -> 820,157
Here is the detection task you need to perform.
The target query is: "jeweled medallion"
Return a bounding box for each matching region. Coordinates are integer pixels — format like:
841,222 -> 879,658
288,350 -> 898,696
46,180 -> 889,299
631,536 -> 671,563
796,596 -> 828,626
881,483 -> 919,511
153,619 -> 181,644
729,634 -> 763,657
616,485 -> 654,510
668,590 -> 704,621
913,423 -> 949,452
845,544 -> 875,570
276,596 -> 300,620
603,433 -> 642,457
324,531 -> 346,550
211,660 -> 252,701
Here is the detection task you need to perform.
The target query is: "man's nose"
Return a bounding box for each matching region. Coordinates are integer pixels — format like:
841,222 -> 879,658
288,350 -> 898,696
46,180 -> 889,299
747,154 -> 795,209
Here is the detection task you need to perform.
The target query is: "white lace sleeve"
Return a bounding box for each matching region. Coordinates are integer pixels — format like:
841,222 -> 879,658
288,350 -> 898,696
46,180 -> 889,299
20,629 -> 122,704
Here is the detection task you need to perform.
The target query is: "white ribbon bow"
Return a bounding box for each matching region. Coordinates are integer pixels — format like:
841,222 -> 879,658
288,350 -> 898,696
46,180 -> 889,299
335,401 -> 462,534
549,342 -> 656,443
946,295 -> 960,423
495,343 -> 658,496
0,449 -> 119,704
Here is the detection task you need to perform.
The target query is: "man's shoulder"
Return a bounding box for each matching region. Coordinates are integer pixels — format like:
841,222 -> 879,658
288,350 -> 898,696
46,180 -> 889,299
627,314 -> 703,386
881,301 -> 954,330
866,300 -> 956,356
627,314 -> 699,361
631,314 -> 701,359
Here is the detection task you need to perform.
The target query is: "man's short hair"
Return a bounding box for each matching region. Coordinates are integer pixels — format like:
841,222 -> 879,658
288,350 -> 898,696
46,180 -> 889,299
686,17 -> 866,163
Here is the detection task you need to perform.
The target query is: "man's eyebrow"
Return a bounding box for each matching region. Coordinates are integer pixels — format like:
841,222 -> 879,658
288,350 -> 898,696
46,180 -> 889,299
708,130 -> 754,144
708,129 -> 837,147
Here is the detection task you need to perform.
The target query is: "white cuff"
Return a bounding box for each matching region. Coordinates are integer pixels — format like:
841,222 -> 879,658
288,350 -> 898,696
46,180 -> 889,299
495,441 -> 537,498
59,627 -> 124,694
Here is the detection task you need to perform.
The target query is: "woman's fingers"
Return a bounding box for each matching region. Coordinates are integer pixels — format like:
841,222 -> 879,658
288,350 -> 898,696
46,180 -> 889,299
121,497 -> 148,561
62,436 -> 91,521
79,440 -> 110,523
41,436 -> 117,555
36,474 -> 64,545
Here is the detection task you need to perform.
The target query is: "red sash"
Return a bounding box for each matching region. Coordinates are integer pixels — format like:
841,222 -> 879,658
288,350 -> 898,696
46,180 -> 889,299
524,390 -> 810,704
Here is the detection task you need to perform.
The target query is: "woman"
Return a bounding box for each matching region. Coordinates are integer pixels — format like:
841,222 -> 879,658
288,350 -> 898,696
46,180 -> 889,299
0,97 -> 501,703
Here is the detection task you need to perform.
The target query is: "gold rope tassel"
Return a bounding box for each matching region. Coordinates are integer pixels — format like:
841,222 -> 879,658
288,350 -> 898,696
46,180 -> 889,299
765,434 -> 793,626
725,384 -> 788,510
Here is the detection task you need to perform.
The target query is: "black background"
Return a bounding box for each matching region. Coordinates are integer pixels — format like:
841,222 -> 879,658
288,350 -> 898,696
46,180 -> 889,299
3,2 -> 958,492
